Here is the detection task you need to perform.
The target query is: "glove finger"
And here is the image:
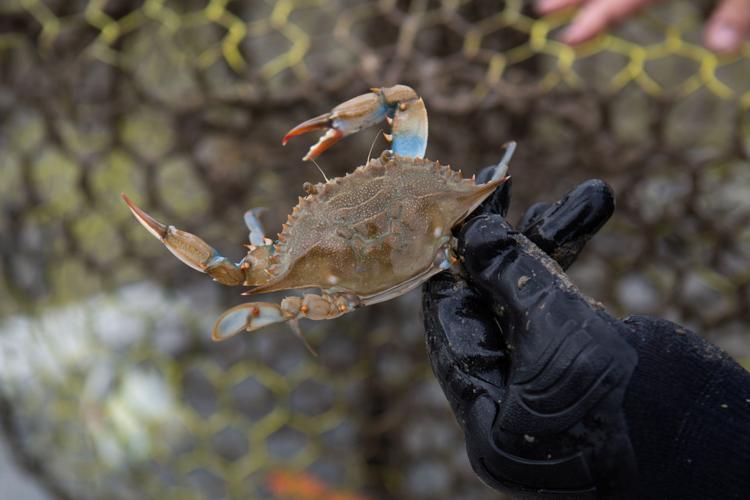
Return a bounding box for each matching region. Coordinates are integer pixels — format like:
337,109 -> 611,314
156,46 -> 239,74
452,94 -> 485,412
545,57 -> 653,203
521,179 -> 614,270
474,176 -> 512,219
422,271 -> 509,413
517,201 -> 551,233
458,214 -> 606,335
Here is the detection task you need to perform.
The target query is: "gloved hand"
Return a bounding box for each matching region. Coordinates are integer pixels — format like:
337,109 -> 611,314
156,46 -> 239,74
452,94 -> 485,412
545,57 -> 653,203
422,168 -> 750,499
422,171 -> 638,497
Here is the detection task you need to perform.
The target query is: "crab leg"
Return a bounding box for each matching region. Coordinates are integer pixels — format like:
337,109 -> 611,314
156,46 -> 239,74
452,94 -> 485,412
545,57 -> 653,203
212,302 -> 290,340
244,208 -> 271,246
212,292 -> 362,341
282,85 -> 428,161
121,194 -> 247,286
490,141 -> 517,183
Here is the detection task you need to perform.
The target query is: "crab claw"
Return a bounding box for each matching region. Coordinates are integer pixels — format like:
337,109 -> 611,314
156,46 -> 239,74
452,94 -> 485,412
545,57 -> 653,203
121,194 -> 246,286
282,85 -> 428,161
282,90 -> 385,161
212,302 -> 291,341
282,115 -> 346,161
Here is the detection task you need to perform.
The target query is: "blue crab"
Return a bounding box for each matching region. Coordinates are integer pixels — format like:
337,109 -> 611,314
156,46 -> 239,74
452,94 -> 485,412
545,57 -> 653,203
122,85 -> 514,342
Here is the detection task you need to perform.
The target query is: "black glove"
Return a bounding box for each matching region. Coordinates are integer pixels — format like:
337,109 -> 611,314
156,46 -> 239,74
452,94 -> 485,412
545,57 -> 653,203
423,171 -> 750,499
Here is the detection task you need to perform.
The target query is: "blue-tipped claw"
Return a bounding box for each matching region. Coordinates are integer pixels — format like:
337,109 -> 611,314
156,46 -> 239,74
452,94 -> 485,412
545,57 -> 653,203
212,302 -> 289,341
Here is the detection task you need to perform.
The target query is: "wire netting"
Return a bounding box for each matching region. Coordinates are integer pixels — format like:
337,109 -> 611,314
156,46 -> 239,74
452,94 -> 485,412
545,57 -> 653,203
0,0 -> 749,498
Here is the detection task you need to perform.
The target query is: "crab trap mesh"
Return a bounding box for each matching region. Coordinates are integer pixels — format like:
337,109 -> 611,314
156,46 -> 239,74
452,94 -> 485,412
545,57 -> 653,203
0,0 -> 749,498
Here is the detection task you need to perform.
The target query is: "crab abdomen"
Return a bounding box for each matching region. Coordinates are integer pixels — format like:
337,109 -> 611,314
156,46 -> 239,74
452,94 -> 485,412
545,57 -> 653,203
253,153 -> 501,297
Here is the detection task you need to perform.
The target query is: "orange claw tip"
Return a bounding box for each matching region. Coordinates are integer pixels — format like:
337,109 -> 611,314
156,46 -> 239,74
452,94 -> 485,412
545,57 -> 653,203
301,127 -> 344,161
281,113 -> 332,145
120,193 -> 168,240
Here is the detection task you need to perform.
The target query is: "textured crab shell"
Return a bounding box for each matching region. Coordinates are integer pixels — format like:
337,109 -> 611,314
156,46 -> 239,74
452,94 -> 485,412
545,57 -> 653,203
251,152 -> 502,300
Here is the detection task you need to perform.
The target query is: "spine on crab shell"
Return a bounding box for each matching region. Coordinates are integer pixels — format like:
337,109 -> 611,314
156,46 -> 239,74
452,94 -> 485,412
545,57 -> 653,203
303,182 -> 318,195
433,162 -> 459,179
365,161 -> 387,175
274,211 -> 299,262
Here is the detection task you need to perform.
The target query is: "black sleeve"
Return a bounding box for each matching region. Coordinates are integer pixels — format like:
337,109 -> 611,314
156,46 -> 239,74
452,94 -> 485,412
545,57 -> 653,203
620,316 -> 750,499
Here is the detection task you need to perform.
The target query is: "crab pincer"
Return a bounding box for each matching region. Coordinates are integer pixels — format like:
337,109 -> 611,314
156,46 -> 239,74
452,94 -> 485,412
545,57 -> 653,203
283,85 -> 428,160
121,193 -> 246,286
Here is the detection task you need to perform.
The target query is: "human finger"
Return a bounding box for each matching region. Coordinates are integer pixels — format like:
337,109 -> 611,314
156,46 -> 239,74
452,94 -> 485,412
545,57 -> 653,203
561,0 -> 656,45
535,0 -> 585,15
704,0 -> 750,53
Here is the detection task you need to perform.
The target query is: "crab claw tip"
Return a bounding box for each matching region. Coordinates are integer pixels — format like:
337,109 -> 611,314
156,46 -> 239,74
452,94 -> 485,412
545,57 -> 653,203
121,193 -> 168,240
282,113 -> 332,146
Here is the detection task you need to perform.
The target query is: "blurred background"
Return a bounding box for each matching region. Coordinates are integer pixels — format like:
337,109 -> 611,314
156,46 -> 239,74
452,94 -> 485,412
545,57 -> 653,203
0,0 -> 749,498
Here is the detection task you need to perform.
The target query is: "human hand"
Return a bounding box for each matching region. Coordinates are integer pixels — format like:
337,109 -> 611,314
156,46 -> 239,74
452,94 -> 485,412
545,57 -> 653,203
536,0 -> 750,53
422,172 -> 640,497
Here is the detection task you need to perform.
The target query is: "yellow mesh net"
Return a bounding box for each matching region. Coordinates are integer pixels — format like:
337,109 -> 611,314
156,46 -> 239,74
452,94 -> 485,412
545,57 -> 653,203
0,0 -> 748,498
